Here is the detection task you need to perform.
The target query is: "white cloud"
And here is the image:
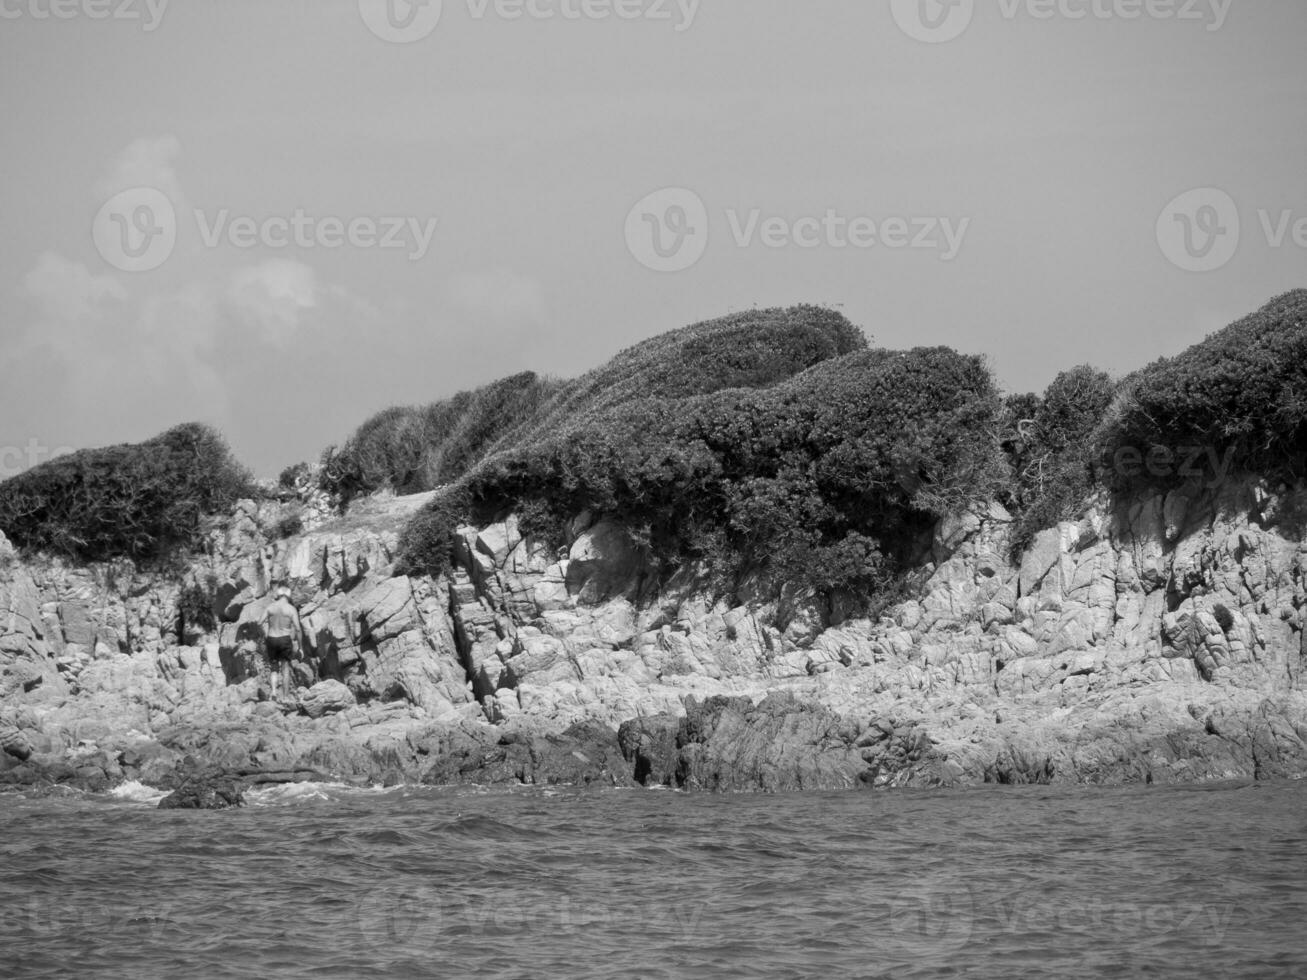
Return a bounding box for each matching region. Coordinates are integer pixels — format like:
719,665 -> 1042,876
22,250 -> 126,323
225,259 -> 319,347
94,135 -> 185,203
449,269 -> 547,323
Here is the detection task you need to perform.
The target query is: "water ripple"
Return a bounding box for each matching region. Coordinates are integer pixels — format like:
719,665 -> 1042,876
2,780 -> 1306,978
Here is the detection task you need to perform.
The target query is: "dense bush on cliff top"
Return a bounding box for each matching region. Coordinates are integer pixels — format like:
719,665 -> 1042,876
1005,365 -> 1117,554
0,423 -> 253,563
320,306 -> 863,506
319,371 -> 565,504
396,308 -> 1009,601
1102,289 -> 1307,479
6,291 -> 1305,583
394,291 -> 1307,598
1002,289 -> 1307,552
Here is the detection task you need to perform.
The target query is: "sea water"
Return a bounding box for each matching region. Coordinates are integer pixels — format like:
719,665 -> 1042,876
2,779 -> 1305,979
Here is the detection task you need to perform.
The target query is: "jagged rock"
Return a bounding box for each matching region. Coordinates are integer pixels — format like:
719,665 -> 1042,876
4,476 -> 1307,793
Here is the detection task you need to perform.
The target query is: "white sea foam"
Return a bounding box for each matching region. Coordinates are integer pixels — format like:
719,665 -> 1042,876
245,781 -> 397,806
109,780 -> 169,805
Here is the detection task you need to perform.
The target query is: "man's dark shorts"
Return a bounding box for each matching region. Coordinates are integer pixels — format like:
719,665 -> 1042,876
266,635 -> 294,662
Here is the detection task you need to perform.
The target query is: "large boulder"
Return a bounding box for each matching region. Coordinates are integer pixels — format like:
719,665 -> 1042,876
299,680 -> 356,719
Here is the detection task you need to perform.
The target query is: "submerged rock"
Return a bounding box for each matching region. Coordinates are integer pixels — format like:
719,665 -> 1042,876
157,772 -> 245,809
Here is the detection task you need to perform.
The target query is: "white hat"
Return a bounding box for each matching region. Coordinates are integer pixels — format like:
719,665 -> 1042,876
277,586 -> 291,599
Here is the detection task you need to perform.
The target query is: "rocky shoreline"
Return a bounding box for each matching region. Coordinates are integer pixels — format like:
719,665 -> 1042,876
4,476 -> 1307,805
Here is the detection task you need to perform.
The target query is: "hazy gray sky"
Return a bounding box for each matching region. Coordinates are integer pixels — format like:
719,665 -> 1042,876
2,0 -> 1305,476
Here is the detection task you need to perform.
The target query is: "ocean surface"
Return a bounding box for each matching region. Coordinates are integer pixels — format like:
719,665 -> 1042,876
2,779 -> 1305,979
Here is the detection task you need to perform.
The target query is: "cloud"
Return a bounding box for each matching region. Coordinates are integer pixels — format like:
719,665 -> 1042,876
4,250 -> 230,453
94,135 -> 184,203
449,269 -> 547,323
22,250 -> 126,323
224,259 -> 320,347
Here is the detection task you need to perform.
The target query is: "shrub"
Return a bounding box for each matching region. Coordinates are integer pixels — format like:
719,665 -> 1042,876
319,372 -> 563,506
1212,603 -> 1235,633
1102,289 -> 1307,486
275,513 -> 304,539
1008,366 -> 1116,554
395,488 -> 471,578
178,577 -> 219,635
0,423 -> 254,563
402,330 -> 1007,606
278,462 -> 310,490
499,305 -> 867,448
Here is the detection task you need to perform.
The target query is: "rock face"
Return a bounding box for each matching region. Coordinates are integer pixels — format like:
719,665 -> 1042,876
3,477 -> 1307,794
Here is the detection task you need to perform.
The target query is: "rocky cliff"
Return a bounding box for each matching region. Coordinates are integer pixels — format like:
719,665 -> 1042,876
3,475 -> 1307,796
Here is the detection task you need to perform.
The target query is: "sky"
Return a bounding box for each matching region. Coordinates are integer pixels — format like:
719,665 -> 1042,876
1,0 -> 1305,478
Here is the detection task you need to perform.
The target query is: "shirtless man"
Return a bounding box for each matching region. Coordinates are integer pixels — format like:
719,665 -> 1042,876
261,587 -> 301,701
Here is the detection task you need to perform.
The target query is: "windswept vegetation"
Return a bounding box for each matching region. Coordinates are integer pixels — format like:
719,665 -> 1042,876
4,291 -> 1305,602
390,308 -> 1008,603
0,423 -> 253,563
1100,289 -> 1307,482
1004,289 -> 1307,552
1004,365 -> 1117,553
319,371 -> 564,506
